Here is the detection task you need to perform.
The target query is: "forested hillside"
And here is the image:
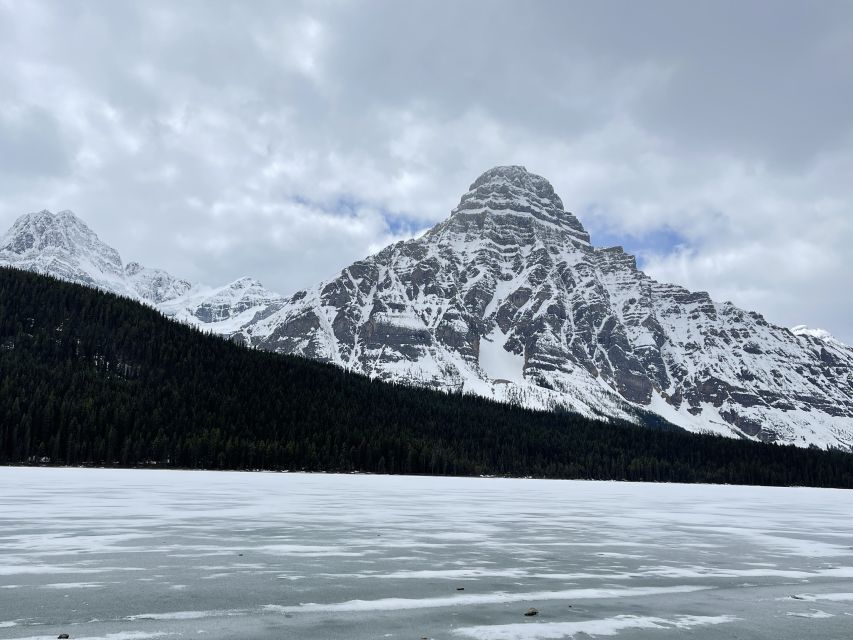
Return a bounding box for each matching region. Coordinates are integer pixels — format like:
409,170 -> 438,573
1,267 -> 851,487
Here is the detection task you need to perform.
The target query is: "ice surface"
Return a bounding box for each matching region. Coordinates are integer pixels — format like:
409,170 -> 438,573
1,468 -> 852,639
788,592 -> 853,602
8,634 -> 169,640
454,614 -> 739,640
263,585 -> 710,613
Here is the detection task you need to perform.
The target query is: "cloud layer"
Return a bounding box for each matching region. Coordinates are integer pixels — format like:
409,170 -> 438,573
2,0 -> 852,340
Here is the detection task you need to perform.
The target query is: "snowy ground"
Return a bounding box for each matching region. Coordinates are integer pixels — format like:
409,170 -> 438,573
0,469 -> 852,639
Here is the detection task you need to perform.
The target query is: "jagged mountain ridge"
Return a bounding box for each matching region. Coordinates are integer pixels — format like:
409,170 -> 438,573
0,210 -> 285,331
238,166 -> 853,450
1,168 -> 851,450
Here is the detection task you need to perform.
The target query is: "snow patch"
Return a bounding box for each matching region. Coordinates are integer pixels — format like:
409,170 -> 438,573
454,614 -> 739,640
479,328 -> 525,384
264,585 -> 712,613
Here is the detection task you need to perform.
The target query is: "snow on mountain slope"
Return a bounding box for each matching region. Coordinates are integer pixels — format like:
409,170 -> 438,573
2,171 -> 851,451
237,166 -> 853,450
125,261 -> 194,305
0,210 -> 283,332
160,277 -> 286,335
791,325 -> 851,351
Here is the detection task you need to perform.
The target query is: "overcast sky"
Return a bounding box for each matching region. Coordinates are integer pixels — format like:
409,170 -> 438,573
2,1 -> 852,341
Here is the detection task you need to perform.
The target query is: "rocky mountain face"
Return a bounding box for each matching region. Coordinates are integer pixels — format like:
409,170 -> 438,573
239,167 -> 853,450
2,168 -> 852,450
0,210 -> 284,333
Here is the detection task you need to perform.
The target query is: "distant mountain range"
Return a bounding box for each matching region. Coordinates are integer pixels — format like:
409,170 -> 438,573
0,209 -> 285,333
3,166 -> 852,450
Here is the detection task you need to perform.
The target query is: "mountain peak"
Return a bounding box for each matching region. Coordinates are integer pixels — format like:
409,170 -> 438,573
0,208 -> 127,293
471,164 -> 547,188
5,209 -> 96,243
449,166 -> 590,244
226,276 -> 267,290
468,165 -> 562,206
15,208 -> 83,223
2,209 -> 106,256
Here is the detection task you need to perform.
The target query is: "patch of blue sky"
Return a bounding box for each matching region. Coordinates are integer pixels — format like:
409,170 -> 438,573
594,226 -> 689,267
288,193 -> 362,217
382,210 -> 428,237
582,210 -> 690,268
291,194 -> 425,236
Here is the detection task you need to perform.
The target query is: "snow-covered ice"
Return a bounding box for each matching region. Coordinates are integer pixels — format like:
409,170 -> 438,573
0,468 -> 852,639
453,614 -> 740,640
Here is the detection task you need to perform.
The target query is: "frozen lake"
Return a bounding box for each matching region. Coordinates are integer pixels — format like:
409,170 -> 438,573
1,469 -> 852,639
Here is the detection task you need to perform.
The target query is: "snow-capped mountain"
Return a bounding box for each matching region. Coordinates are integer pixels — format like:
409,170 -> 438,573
237,166 -> 853,450
124,261 -> 194,305
1,209 -> 129,296
2,169 -> 852,451
159,277 -> 286,334
0,209 -> 284,332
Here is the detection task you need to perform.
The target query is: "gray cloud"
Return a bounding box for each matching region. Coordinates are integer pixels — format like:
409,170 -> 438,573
1,0 -> 852,341
0,106 -> 70,178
